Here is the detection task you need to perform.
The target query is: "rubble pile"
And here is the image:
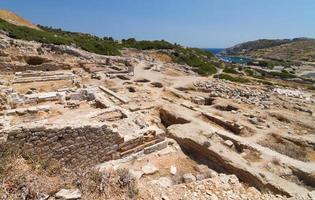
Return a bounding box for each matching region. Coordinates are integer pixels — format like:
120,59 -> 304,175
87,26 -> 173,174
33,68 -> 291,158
194,80 -> 271,105
157,174 -> 286,200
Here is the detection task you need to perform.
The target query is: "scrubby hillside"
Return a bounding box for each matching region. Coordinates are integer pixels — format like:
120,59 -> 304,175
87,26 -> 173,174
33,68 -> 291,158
0,9 -> 40,30
224,38 -> 315,62
249,40 -> 315,62
0,13 -> 219,75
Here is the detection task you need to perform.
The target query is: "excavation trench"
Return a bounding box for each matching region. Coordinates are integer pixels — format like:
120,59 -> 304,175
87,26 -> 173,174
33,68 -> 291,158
159,109 -> 190,128
170,136 -> 290,197
216,133 -> 315,190
159,109 -> 291,197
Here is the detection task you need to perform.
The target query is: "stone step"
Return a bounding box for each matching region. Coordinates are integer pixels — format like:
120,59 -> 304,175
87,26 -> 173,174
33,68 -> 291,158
119,138 -> 165,157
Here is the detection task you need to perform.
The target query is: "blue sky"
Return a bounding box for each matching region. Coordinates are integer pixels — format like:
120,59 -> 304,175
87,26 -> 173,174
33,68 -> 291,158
1,0 -> 315,48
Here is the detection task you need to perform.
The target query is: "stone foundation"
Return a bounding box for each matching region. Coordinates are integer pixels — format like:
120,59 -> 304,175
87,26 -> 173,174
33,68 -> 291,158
2,125 -> 165,168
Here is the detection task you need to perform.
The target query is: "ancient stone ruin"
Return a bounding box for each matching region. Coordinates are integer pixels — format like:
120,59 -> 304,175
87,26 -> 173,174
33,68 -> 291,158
0,33 -> 314,200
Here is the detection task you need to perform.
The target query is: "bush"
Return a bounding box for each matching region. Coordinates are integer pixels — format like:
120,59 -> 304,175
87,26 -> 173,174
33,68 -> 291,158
308,85 -> 315,90
223,67 -> 239,74
195,62 -> 217,75
0,19 -> 121,56
171,48 -> 218,75
257,80 -> 273,86
122,39 -> 175,50
244,68 -> 254,76
269,71 -> 296,79
85,168 -> 138,199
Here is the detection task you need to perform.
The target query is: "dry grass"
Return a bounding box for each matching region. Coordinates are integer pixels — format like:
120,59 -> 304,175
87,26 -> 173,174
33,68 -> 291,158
0,9 -> 40,30
0,146 -> 69,200
0,146 -> 140,200
82,168 -> 139,199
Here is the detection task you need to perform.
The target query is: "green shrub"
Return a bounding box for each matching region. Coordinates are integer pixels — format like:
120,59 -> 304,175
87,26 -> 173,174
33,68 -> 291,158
195,62 -> 217,75
122,38 -> 175,50
308,85 -> 315,90
223,67 -> 238,74
257,79 -> 273,86
269,71 -> 296,79
244,68 -> 254,76
0,19 -> 121,56
171,48 -> 218,75
41,26 -> 121,55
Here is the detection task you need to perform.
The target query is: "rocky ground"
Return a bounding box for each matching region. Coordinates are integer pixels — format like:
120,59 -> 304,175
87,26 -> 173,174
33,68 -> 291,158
0,33 -> 314,200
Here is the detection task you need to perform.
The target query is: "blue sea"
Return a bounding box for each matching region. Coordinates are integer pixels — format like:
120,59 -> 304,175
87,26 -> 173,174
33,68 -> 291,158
205,48 -> 251,64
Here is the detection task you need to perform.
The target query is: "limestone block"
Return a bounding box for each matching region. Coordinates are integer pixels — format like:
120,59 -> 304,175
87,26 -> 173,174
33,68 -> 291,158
142,163 -> 159,175
55,189 -> 82,200
144,141 -> 168,154
183,173 -> 196,183
170,165 -> 177,175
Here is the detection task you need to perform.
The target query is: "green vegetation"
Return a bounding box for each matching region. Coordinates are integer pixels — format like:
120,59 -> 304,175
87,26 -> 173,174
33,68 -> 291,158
226,39 -> 292,54
248,60 -> 299,69
256,79 -> 274,86
0,19 -> 121,55
0,19 -> 71,45
171,48 -> 218,75
269,71 -> 296,79
0,18 -> 220,75
226,38 -> 315,62
121,38 -> 175,50
214,73 -> 250,83
121,38 -> 219,75
244,68 -> 254,76
39,25 -> 121,55
308,85 -> 315,91
223,67 -> 239,74
241,66 -> 297,80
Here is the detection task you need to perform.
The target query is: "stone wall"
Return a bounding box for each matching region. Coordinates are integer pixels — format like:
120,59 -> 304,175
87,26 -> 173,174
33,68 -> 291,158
3,125 -> 124,167
0,62 -> 72,72
2,125 -> 165,168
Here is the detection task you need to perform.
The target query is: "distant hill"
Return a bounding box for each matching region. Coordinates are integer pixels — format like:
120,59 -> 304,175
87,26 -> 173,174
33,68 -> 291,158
0,9 -> 40,30
224,38 -> 315,62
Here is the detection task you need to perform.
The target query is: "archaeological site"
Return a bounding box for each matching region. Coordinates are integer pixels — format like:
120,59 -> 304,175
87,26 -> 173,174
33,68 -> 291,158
0,8 -> 315,200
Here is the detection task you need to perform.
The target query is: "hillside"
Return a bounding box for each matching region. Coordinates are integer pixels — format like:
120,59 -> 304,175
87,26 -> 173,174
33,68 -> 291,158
0,9 -> 40,30
0,13 -> 219,75
224,38 -> 315,62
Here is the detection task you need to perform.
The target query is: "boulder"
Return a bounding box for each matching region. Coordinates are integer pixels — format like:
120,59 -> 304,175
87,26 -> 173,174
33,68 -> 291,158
55,189 -> 82,200
142,163 -> 159,175
38,194 -> 49,200
170,165 -> 177,175
158,177 -> 173,188
309,191 -> 315,200
129,169 -> 143,180
183,173 -> 196,183
224,140 -> 234,148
